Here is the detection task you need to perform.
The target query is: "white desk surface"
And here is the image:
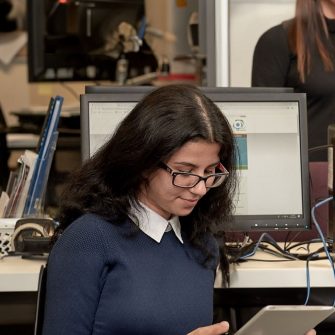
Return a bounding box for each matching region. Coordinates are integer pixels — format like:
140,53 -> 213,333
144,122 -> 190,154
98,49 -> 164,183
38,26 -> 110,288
0,256 -> 45,292
215,245 -> 335,289
6,133 -> 39,149
1,246 -> 334,293
227,257 -> 334,289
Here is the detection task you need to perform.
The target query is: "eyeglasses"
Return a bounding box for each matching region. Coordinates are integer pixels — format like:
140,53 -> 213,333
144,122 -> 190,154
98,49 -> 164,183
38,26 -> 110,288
159,162 -> 229,189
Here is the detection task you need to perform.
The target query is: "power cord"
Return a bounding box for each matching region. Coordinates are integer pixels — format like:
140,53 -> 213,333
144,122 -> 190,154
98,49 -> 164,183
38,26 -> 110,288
226,196 -> 335,305
305,196 -> 335,305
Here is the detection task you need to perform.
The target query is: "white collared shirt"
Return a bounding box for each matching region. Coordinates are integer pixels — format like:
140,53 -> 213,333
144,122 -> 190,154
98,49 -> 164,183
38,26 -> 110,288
129,202 -> 183,244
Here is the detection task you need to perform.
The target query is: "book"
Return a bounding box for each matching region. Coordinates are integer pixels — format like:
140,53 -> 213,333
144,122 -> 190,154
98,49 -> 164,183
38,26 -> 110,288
14,150 -> 38,217
26,131 -> 59,215
4,151 -> 37,218
0,192 -> 9,218
36,97 -> 55,154
40,97 -> 62,160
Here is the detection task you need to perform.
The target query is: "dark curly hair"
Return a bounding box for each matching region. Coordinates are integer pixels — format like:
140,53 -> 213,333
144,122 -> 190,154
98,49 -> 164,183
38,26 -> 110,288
55,84 -> 237,286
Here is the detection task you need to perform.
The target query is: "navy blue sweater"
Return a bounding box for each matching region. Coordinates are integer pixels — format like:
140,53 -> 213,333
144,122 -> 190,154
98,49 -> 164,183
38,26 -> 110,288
42,214 -> 218,335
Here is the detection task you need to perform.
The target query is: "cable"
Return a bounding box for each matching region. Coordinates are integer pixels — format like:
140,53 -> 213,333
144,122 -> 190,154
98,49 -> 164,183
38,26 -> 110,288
48,2 -> 60,18
228,196 -> 334,306
60,82 -> 80,101
307,196 -> 335,305
285,239 -> 322,251
311,196 -> 334,268
304,257 -> 311,305
238,233 -> 298,261
283,231 -> 304,249
308,144 -> 333,153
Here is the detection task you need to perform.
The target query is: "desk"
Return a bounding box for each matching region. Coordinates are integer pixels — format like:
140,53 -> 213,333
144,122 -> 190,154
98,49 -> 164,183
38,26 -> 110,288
214,246 -> 335,335
2,251 -> 333,292
7,106 -> 80,152
0,256 -> 45,326
1,248 -> 335,332
10,107 -> 80,133
1,248 -> 334,290
6,133 -> 39,150
215,248 -> 335,288
0,256 -> 44,292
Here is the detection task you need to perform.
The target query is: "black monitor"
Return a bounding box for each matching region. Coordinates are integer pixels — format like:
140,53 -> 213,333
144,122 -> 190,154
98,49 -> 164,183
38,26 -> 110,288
27,0 -> 157,82
85,86 -> 294,94
80,87 -> 310,232
328,124 -> 335,243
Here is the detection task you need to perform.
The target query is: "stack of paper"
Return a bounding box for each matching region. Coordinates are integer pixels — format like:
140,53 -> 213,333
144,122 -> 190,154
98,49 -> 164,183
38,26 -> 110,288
0,96 -> 64,218
1,150 -> 37,217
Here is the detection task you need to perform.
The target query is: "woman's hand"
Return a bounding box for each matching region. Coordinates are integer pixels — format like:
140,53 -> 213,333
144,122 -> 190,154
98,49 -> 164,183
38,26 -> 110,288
305,330 -> 316,335
187,321 -> 229,335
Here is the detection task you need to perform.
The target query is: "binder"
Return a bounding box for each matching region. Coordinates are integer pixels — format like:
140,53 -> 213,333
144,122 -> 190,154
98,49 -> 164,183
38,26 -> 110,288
24,96 -> 64,216
26,131 -> 59,215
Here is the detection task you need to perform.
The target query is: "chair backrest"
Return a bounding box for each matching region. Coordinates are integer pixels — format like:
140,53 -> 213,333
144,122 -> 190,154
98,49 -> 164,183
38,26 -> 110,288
34,264 -> 47,335
309,161 -> 329,234
0,104 -> 9,191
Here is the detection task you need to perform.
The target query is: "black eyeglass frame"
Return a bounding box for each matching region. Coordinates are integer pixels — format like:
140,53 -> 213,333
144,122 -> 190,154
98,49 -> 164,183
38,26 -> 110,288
159,162 -> 229,189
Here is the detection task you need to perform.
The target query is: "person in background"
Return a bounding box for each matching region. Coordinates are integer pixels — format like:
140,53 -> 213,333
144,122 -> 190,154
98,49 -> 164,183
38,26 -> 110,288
252,0 -> 335,161
41,84 -> 236,335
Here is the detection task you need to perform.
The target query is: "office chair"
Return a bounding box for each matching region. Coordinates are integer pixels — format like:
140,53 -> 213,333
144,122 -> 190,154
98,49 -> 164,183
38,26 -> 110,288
34,264 -> 47,335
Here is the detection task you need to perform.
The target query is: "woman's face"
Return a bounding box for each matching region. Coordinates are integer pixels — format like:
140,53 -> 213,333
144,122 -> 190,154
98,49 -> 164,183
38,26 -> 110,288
139,139 -> 221,220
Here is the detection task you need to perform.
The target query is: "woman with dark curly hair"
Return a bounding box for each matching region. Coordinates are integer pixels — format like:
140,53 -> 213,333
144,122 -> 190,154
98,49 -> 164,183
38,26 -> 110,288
42,84 -> 237,335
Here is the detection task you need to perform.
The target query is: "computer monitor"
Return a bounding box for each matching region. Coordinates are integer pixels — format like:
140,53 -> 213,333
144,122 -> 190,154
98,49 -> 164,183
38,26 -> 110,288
80,87 -> 310,232
328,124 -> 335,245
85,86 -> 294,94
27,0 -> 157,82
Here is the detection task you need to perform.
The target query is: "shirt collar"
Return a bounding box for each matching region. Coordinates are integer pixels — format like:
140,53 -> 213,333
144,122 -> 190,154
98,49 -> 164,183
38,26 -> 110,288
129,202 -> 183,244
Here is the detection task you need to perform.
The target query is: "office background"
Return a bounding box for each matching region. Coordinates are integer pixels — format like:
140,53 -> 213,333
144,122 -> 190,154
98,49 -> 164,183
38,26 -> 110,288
0,0 -> 296,128
1,0 -> 334,334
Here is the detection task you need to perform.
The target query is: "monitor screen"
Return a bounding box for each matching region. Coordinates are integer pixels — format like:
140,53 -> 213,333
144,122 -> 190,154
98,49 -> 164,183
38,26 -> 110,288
80,87 -> 310,232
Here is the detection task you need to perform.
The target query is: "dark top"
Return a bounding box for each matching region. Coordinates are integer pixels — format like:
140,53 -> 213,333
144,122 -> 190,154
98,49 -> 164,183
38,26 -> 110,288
252,18 -> 335,161
42,214 -> 218,335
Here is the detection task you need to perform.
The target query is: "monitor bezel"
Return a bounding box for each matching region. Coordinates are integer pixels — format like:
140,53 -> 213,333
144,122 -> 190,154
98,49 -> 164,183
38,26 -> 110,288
80,88 -> 310,232
84,85 -> 294,94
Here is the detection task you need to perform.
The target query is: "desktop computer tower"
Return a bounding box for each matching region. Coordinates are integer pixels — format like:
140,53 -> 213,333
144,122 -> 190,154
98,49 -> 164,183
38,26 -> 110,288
328,124 -> 335,247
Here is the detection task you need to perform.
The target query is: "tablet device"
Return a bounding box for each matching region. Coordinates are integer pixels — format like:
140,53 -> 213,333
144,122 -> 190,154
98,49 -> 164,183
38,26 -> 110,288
234,305 -> 335,335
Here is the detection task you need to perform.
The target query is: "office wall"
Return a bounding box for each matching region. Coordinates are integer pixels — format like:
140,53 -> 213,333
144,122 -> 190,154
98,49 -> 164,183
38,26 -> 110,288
229,0 -> 295,86
0,60 -> 30,126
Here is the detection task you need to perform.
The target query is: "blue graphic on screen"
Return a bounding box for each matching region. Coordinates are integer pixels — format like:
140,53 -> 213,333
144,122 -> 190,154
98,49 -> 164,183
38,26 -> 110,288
235,134 -> 248,170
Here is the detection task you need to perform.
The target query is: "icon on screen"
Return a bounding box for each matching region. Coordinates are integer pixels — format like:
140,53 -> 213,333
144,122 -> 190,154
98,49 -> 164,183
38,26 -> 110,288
233,119 -> 245,131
